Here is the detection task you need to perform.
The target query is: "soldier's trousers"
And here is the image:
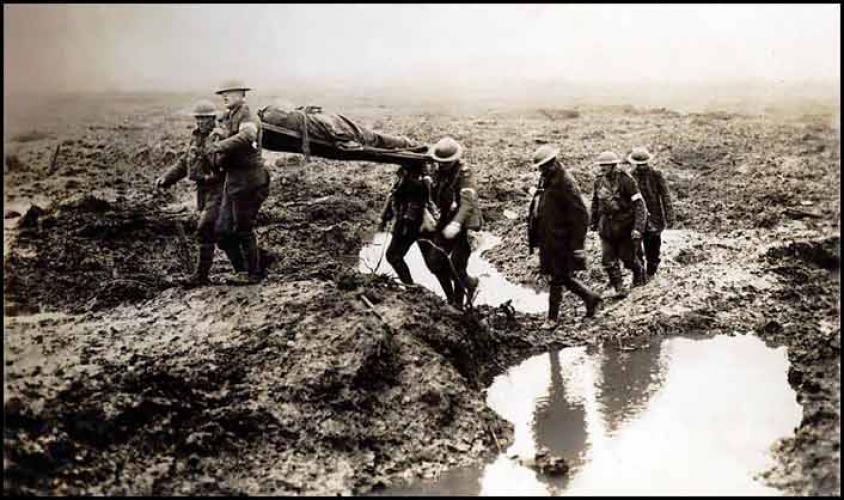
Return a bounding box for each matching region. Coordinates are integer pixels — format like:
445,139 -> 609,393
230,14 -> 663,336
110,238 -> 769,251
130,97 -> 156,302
216,184 -> 270,275
386,222 -> 421,285
419,230 -> 473,306
548,272 -> 599,320
637,231 -> 662,275
196,194 -> 223,245
600,235 -> 644,284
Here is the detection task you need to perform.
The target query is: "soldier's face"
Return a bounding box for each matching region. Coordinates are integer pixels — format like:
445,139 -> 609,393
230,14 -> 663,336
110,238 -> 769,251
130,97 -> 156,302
436,160 -> 457,173
600,162 -> 616,176
196,116 -> 215,134
220,90 -> 246,109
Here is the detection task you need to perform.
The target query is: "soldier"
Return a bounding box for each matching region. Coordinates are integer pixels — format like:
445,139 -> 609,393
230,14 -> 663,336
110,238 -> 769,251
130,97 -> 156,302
590,151 -> 647,297
528,145 -> 602,329
378,160 -> 436,285
154,99 -> 226,287
419,137 -> 482,310
204,79 -> 271,285
628,146 -> 675,279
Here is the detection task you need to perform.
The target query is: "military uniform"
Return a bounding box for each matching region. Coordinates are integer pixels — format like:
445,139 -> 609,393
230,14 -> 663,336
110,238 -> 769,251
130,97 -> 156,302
420,160 -> 482,308
632,164 -> 675,276
529,161 -> 601,319
159,126 -> 225,283
212,102 -> 271,278
379,161 -> 432,284
590,168 -> 647,290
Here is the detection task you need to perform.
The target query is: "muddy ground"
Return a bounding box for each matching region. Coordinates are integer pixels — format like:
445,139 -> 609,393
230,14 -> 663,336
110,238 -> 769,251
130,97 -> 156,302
4,93 -> 840,495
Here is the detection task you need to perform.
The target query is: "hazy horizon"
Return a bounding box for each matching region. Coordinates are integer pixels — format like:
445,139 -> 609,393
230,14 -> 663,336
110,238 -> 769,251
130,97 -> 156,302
4,4 -> 840,102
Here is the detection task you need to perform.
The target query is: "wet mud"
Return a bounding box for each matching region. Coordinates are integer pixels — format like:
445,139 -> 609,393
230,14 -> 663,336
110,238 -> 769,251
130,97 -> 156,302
4,95 -> 840,495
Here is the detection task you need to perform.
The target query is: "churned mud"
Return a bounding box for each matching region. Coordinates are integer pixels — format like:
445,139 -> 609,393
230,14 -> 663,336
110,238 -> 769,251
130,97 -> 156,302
4,94 -> 840,495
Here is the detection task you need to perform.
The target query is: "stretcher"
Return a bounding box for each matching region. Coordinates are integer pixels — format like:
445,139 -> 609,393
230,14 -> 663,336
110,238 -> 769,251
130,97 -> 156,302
258,109 -> 430,165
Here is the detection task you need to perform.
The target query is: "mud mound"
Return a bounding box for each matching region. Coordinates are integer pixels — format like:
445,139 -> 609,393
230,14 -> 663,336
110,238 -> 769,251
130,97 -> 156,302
4,278 -> 512,495
4,195 -> 193,314
764,236 -> 840,271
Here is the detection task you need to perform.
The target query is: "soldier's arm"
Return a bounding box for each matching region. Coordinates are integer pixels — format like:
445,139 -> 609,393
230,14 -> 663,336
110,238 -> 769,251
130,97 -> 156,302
656,170 -> 676,226
159,153 -> 188,188
210,113 -> 259,157
624,174 -> 647,234
450,166 -> 479,226
589,179 -> 599,231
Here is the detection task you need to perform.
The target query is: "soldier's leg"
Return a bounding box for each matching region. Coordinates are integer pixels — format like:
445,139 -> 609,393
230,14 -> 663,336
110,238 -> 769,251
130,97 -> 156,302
559,272 -> 603,318
449,231 -> 474,308
419,236 -> 456,304
601,237 -> 625,295
543,274 -> 564,328
215,193 -> 245,273
619,237 -> 646,287
233,184 -> 269,279
386,225 -> 418,285
184,204 -> 219,287
644,231 -> 662,276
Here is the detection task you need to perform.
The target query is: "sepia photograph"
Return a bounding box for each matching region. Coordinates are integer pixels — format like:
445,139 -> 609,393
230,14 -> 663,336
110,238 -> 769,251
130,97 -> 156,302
3,3 -> 840,496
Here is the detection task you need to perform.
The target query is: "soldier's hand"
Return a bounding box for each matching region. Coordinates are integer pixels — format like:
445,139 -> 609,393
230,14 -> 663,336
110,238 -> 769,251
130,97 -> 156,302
204,142 -> 221,155
154,177 -> 165,191
631,229 -> 642,240
443,221 -> 462,240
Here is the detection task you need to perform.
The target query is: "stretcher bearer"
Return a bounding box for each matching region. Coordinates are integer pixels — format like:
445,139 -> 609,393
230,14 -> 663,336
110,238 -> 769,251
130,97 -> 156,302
628,146 -> 675,280
155,99 -> 226,287
378,160 -> 435,285
205,79 -> 272,285
420,137 -> 483,310
528,145 -> 602,329
589,151 -> 647,297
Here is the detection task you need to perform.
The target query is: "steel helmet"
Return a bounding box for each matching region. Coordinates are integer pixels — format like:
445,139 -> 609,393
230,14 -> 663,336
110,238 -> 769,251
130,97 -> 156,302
596,151 -> 621,165
430,136 -> 463,163
531,145 -> 559,169
191,99 -> 218,117
627,146 -> 653,165
215,79 -> 251,95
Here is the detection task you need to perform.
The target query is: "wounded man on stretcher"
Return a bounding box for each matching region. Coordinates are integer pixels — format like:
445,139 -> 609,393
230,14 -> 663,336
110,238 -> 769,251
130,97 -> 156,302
258,103 -> 428,156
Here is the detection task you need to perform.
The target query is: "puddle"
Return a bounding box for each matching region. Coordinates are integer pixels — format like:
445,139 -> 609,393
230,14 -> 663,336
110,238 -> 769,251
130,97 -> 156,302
376,334 -> 802,496
359,232 -> 548,314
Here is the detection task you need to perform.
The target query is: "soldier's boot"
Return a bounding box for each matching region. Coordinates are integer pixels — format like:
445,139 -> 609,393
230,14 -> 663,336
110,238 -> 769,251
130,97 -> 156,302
647,260 -> 659,278
568,277 -> 603,318
606,265 -> 628,298
218,236 -> 246,274
465,275 -> 480,305
541,285 -> 563,330
632,260 -> 647,288
182,244 -> 214,288
229,232 -> 263,286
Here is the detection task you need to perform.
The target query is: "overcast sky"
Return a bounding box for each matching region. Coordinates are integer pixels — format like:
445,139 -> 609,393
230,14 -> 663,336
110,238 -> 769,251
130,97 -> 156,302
4,4 -> 840,96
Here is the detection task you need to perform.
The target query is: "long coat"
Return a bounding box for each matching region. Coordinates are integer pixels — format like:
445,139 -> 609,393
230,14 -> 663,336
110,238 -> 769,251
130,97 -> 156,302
631,165 -> 675,232
590,169 -> 647,240
215,102 -> 270,198
528,163 -> 589,276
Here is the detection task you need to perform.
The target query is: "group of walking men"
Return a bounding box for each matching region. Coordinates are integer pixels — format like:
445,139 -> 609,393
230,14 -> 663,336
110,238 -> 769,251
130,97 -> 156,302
381,142 -> 674,329
157,80 -> 675,330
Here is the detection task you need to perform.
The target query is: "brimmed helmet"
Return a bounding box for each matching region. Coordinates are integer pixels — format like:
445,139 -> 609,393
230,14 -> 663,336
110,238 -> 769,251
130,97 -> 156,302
191,99 -> 218,117
215,79 -> 251,95
430,137 -> 463,163
531,145 -> 559,169
627,146 -> 653,165
596,151 -> 621,165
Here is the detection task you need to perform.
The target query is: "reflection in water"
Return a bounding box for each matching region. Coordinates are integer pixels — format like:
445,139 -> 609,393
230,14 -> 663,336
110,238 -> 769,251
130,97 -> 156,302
596,342 -> 666,435
359,232 -> 548,314
375,335 -> 801,497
